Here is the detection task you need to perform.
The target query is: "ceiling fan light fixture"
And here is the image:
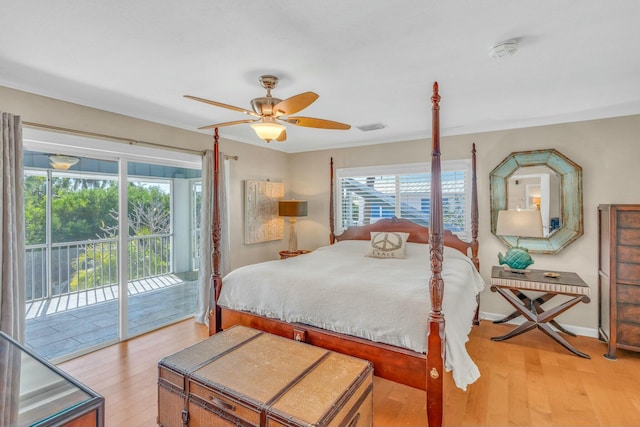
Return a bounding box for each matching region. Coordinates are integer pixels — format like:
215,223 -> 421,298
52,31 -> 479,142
49,154 -> 80,170
251,121 -> 286,142
186,74 -> 350,142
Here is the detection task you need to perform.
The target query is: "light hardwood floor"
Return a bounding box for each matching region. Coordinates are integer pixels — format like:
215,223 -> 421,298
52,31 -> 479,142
58,319 -> 640,426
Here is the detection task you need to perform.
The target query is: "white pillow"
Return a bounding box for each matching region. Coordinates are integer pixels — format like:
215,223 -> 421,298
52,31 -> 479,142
366,231 -> 410,259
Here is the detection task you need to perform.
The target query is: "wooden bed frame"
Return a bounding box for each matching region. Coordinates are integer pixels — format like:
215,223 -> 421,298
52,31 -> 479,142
208,83 -> 479,426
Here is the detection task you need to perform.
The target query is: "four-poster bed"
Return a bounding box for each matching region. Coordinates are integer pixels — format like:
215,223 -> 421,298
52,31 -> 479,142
207,83 -> 481,426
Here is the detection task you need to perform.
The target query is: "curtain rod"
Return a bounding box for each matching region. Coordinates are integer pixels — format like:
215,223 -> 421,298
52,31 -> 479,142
23,121 -> 207,156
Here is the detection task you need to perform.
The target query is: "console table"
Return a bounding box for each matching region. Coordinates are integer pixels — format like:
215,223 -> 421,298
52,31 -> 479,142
490,266 -> 591,359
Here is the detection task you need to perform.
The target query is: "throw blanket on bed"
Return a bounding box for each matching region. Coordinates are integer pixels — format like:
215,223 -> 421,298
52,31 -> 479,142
218,240 -> 485,390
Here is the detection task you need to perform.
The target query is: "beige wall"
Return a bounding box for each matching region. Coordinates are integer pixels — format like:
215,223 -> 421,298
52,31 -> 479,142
290,115 -> 640,332
4,84 -> 640,332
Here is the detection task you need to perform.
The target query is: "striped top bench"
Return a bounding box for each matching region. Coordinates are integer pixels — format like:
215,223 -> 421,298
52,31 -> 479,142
490,266 -> 591,297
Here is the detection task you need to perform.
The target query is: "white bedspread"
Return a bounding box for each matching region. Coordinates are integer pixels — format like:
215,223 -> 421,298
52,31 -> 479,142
218,240 -> 485,390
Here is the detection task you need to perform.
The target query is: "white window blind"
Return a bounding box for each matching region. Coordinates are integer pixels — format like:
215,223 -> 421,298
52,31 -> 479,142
336,160 -> 471,239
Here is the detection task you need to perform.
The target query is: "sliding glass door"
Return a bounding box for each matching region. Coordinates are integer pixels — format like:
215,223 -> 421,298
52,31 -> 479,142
125,160 -> 200,338
23,142 -> 202,361
24,153 -> 120,359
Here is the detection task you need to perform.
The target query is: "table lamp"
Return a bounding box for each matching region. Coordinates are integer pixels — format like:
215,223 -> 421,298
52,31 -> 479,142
496,209 -> 543,272
279,200 -> 308,253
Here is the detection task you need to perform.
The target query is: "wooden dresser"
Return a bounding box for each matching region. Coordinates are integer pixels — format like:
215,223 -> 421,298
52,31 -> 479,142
598,204 -> 640,359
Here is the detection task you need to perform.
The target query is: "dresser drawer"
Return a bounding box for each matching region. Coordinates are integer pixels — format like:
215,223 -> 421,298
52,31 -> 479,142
618,322 -> 640,347
619,229 -> 640,246
617,284 -> 640,304
618,211 -> 640,228
617,303 -> 640,324
618,246 -> 640,264
617,262 -> 640,284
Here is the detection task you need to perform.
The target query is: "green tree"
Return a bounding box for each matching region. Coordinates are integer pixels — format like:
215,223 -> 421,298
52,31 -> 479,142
24,172 -> 172,291
24,175 -> 47,245
51,177 -> 119,242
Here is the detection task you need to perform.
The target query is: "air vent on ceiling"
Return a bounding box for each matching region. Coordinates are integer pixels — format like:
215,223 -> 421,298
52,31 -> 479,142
356,122 -> 387,132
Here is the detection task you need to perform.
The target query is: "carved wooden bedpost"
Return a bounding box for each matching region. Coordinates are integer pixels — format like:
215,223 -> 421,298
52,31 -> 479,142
209,128 -> 223,335
427,82 -> 444,427
471,143 -> 479,271
329,157 -> 336,244
471,143 -> 481,325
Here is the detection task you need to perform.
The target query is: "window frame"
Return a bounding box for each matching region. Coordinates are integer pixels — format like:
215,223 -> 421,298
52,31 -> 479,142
335,159 -> 473,240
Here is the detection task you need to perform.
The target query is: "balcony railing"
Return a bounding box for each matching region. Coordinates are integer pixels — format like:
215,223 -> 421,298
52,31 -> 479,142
25,234 -> 172,303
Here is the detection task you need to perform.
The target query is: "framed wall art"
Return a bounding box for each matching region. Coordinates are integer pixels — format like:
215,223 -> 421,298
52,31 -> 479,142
244,180 -> 284,244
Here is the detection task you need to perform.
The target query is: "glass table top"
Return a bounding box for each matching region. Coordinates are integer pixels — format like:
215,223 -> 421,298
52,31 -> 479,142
0,331 -> 103,427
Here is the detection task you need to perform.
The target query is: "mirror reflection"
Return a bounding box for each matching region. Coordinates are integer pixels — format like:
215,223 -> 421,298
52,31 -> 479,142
507,166 -> 561,237
490,149 -> 583,254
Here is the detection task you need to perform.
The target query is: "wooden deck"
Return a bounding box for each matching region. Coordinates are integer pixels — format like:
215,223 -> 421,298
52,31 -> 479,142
25,274 -> 197,361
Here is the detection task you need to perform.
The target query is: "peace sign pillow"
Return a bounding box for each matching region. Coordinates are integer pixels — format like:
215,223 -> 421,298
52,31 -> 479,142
366,231 -> 410,259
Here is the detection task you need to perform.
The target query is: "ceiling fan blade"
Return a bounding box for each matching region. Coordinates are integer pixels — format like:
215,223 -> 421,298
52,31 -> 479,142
273,92 -> 318,116
283,116 -> 351,130
276,129 -> 287,142
184,95 -> 259,117
198,119 -> 257,130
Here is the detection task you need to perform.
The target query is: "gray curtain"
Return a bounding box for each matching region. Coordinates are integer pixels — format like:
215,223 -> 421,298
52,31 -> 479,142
0,335 -> 22,427
0,112 -> 25,341
195,150 -> 230,326
0,112 -> 25,427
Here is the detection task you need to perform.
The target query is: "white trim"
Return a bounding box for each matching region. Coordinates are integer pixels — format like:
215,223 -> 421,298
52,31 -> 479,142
23,128 -> 201,169
118,159 -> 129,340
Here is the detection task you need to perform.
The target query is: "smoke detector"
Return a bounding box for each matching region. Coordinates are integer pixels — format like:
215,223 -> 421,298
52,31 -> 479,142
489,40 -> 518,58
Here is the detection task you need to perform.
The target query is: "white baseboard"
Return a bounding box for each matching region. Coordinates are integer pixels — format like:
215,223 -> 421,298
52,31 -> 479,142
479,311 -> 599,339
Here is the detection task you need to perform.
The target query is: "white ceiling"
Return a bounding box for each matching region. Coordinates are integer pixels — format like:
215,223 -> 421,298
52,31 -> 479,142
2,1 -> 640,153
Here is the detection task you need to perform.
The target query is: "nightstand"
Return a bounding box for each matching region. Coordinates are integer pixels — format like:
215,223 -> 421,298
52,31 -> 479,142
279,250 -> 310,259
490,265 -> 591,358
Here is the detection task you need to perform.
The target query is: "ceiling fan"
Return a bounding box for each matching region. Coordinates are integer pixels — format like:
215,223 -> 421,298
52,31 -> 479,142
185,75 -> 350,143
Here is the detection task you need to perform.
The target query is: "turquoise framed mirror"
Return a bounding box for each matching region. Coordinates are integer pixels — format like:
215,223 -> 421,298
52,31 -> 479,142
490,149 -> 583,254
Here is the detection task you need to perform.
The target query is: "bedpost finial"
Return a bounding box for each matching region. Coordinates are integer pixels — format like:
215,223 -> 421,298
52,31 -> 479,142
472,142 -> 476,154
431,82 -> 440,108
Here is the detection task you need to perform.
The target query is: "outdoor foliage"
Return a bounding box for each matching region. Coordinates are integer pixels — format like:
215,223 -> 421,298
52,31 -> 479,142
24,174 -> 172,293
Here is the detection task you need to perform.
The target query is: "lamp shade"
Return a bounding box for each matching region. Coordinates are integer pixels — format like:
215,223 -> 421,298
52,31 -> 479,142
496,209 -> 543,238
279,200 -> 308,217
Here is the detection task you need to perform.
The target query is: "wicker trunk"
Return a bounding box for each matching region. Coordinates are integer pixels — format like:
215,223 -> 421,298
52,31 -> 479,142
158,325 -> 373,427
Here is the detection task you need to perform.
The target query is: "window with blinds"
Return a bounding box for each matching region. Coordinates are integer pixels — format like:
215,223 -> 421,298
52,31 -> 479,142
336,159 -> 471,239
